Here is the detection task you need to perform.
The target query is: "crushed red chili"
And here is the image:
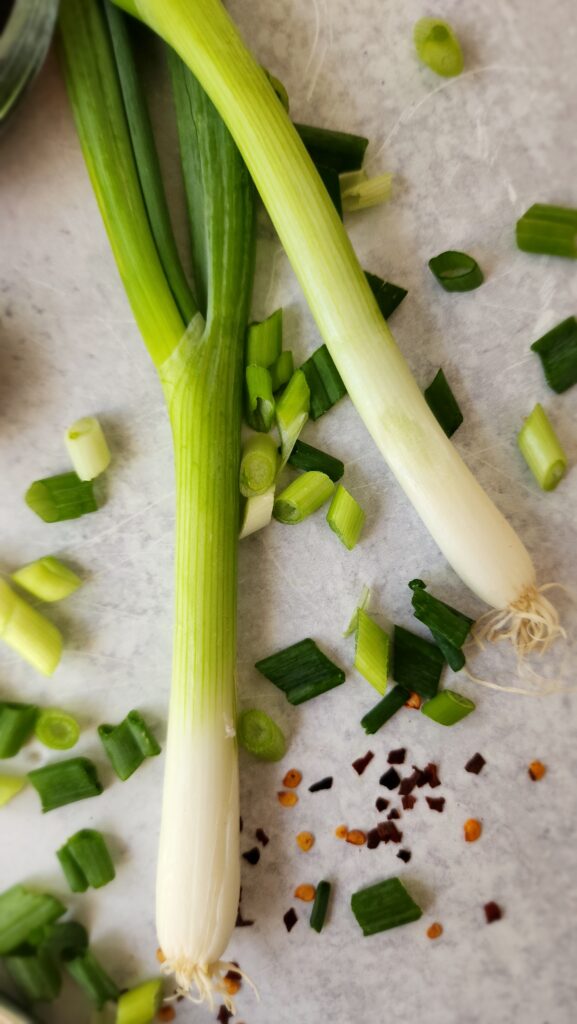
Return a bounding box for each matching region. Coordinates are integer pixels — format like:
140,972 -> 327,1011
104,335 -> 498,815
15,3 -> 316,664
235,907 -> 254,927
375,796 -> 389,812
397,849 -> 411,863
377,820 -> 403,844
225,966 -> 242,982
465,753 -> 486,775
399,768 -> 423,795
402,794 -> 417,810
387,808 -> 401,820
484,901 -> 502,924
352,750 -> 374,775
379,767 -> 401,790
242,847 -> 260,865
528,760 -> 546,781
419,763 -> 441,788
283,908 -> 298,932
255,828 -> 269,846
217,1004 -> 233,1023
309,776 -> 333,792
367,828 -> 381,849
157,1007 -> 175,1022
426,796 -> 445,813
387,748 -> 406,764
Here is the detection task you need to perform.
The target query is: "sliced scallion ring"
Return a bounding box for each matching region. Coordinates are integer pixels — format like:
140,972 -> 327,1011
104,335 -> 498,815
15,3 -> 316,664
428,251 -> 483,293
34,709 -> 80,751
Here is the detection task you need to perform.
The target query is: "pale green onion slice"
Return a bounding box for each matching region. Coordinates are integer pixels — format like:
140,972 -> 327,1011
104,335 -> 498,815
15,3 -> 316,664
11,556 -> 82,603
246,309 -> 283,367
339,169 -> 367,194
341,172 -> 393,213
326,484 -> 365,549
518,403 -> 567,491
116,978 -> 164,1024
421,689 -> 475,725
355,609 -> 389,695
0,580 -> 63,676
239,486 -> 275,539
239,433 -> 278,497
275,368 -> 310,466
237,708 -> 286,761
65,416 -> 111,480
35,709 -> 80,751
270,350 -> 294,392
274,471 -> 334,524
343,584 -> 371,637
413,17 -> 464,78
245,364 -> 275,432
0,775 -> 26,808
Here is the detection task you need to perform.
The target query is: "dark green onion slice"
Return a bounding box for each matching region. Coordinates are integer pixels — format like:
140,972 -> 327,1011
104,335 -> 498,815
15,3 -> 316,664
413,18 -> 464,78
351,877 -> 423,936
410,584 -> 474,648
116,978 -> 164,1024
310,880 -> 331,933
428,251 -> 483,292
530,316 -> 577,394
57,829 -> 115,893
516,204 -> 577,259
273,471 -> 334,524
28,757 -> 103,812
245,364 -> 275,432
424,368 -> 463,438
237,709 -> 286,761
246,309 -> 283,368
0,0 -> 59,129
255,638 -> 346,705
4,946 -> 62,1003
317,164 -> 342,218
300,344 -> 347,420
360,685 -> 407,735
34,709 -> 80,751
365,271 -> 408,319
39,922 -> 89,962
25,472 -> 98,523
65,949 -> 119,1009
421,689 -> 475,726
517,403 -> 567,491
430,630 -> 466,672
0,886 -> 66,956
392,625 -> 444,698
0,702 -> 38,759
269,350 -> 294,392
287,440 -> 344,481
294,123 -> 368,173
98,709 -> 160,781
326,484 -> 365,549
355,609 -> 389,695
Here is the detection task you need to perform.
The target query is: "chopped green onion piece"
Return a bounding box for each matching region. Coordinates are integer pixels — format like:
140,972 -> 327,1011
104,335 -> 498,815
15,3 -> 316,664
0,886 -> 65,956
57,829 -> 115,893
341,172 -> 393,213
256,637 -> 346,705
0,580 -> 63,676
0,0 -> 58,129
300,344 -> 347,421
273,471 -> 335,524
343,584 -> 371,637
294,123 -> 368,173
240,433 -> 278,497
275,369 -> 310,465
0,774 -> 26,807
421,689 -> 475,726
269,350 -> 294,392
65,949 -> 119,1009
317,164 -> 342,218
0,702 -> 38,759
34,709 -> 80,751
392,625 -> 444,698
246,309 -> 283,367
351,877 -> 423,936
430,630 -> 466,672
326,484 -> 365,549
517,403 -> 567,491
39,921 -> 89,961
428,251 -> 483,292
516,204 -> 577,259
11,556 -> 82,603
530,316 -> 577,394
355,610 -> 389,695
288,439 -> 344,481
65,416 -> 111,481
98,709 -> 160,781
245,364 -> 275,432
364,272 -> 408,320
237,709 -> 286,761
360,684 -> 407,735
25,472 -> 98,523
28,757 -> 103,812
410,584 -> 474,648
116,978 -> 164,1024
424,368 -> 464,438
310,880 -> 331,933
413,18 -> 464,78
339,169 -> 367,193
4,946 -> 62,1003
263,68 -> 289,111
239,486 -> 275,540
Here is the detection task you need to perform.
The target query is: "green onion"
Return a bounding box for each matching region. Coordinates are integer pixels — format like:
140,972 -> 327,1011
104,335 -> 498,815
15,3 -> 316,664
4,946 -> 62,1003
430,630 -> 466,672
428,251 -> 483,292
421,689 -> 475,726
413,18 -> 464,78
273,471 -> 335,524
0,0 -> 58,128
239,433 -> 278,497
117,978 -> 164,1024
424,368 -> 463,438
0,774 -> 26,807
530,316 -> 577,394
28,757 -> 103,812
57,829 -> 116,893
275,369 -> 310,465
269,350 -> 294,392
246,309 -> 283,367
516,204 -> 577,259
364,272 -> 407,320
239,486 -> 275,540
355,610 -> 389,695
300,344 -> 347,420
245,364 -> 275,432
294,122 -> 368,173
341,172 -> 392,213
98,709 -> 160,781
343,584 -> 371,638
255,637 -> 346,705
310,880 -> 331,933
11,556 -> 82,603
326,484 -> 365,549
392,625 -> 444,698
0,886 -> 65,955
339,169 -> 366,193
237,708 -> 286,761
360,685 -> 407,735
288,439 -> 344,481
0,702 -> 38,759
317,165 -> 343,218
263,68 -> 289,111
34,709 -> 80,751
25,471 -> 98,523
64,416 -> 111,481
351,877 -> 423,936
65,949 -> 119,1009
517,403 -> 567,491
0,580 -> 63,676
410,583 -> 474,648
39,921 -> 89,961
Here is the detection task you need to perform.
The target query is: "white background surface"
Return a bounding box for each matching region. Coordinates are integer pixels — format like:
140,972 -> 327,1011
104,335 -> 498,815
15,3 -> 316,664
1,1 -> 577,1022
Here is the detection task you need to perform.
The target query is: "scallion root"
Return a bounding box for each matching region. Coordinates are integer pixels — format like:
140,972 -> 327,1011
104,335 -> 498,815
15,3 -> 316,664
161,958 -> 258,1013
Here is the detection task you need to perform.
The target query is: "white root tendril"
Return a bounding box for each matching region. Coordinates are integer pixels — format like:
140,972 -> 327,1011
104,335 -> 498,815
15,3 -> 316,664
161,958 -> 259,1013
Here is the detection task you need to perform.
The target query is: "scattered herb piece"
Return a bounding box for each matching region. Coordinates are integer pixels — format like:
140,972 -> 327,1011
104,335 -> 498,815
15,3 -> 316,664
402,794 -> 417,810
98,709 -> 160,781
421,689 -> 475,726
528,760 -> 546,781
310,880 -> 331,933
57,829 -> 115,892
352,750 -> 374,775
255,828 -> 269,846
116,978 -> 163,1024
242,847 -> 260,865
274,471 -> 335,523
309,776 -> 333,792
283,908 -> 298,932
387,808 -> 401,820
427,922 -> 443,939
361,685 -> 408,735
0,886 -> 65,955
484,901 -> 502,924
413,17 -> 464,77
388,748 -> 406,765
465,753 -> 486,775
410,583 -> 474,648
35,708 -> 80,751
11,556 -> 82,603
424,367 -> 464,438
294,884 -> 316,902
0,701 -> 38,759
28,757 -> 103,812
287,439 -> 344,481
530,316 -> 577,394
375,796 -> 389,812
346,829 -> 367,846
283,768 -> 302,788
392,625 -> 444,698
518,403 -> 567,491
65,949 -> 119,1009
296,831 -> 315,852
65,415 -> 111,481
327,484 -> 365,550
294,122 -> 368,174
238,708 -> 286,761
397,849 -> 412,863
354,610 -> 389,693
426,796 -> 445,813
0,775 -> 26,807
255,638 -> 346,705
464,819 -> 482,843
277,790 -> 298,807
376,821 -> 403,844
0,582 -> 63,676
351,877 -> 423,936
25,472 -> 98,523
364,271 -> 407,319
335,824 -> 348,840
428,251 -> 483,292
516,203 -> 577,259
300,344 -> 347,420
379,767 -> 401,790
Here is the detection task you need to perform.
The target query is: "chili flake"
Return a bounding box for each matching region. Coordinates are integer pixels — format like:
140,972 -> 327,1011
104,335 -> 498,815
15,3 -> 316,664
405,692 -> 422,709
242,847 -> 260,865
528,760 -> 546,781
283,768 -> 302,788
387,748 -> 406,764
352,750 -> 374,775
465,752 -> 486,774
309,776 -> 333,792
464,818 -> 482,842
427,922 -> 443,940
367,828 -> 381,849
294,883 -> 316,902
335,824 -> 348,839
402,794 -> 417,810
426,796 -> 445,813
346,829 -> 367,846
283,907 -> 298,932
296,831 -> 315,852
375,796 -> 389,812
484,901 -> 502,924
379,767 -> 401,790
223,976 -> 241,997
155,948 -> 166,964
255,828 -> 269,846
377,821 -> 403,844
217,1005 -> 233,1024
278,790 -> 298,807
397,849 -> 411,863
157,1007 -> 175,1022
387,808 -> 401,820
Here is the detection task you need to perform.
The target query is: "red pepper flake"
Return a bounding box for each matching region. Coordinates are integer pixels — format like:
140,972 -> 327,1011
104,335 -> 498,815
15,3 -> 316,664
235,907 -> 254,928
283,907 -> 298,932
367,828 -> 381,849
427,922 -> 443,940
376,820 -> 403,844
379,767 -> 401,790
387,748 -> 406,765
224,966 -> 242,982
399,768 -> 423,795
397,849 -> 411,863
419,762 -> 441,788
387,808 -> 401,820
309,776 -> 333,792
217,1004 -> 233,1023
465,753 -> 486,775
402,794 -> 417,810
352,750 -> 374,775
375,796 -> 389,812
157,1007 -> 176,1022
484,901 -> 502,924
242,847 -> 260,865
528,760 -> 546,781
283,768 -> 302,788
255,828 -> 269,846
426,796 -> 445,813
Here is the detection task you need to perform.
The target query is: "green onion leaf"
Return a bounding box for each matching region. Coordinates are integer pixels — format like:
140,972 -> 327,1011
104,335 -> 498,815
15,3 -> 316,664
34,709 -> 80,751
518,403 -> 567,491
421,689 -> 475,726
0,0 -> 58,128
360,685 -> 407,735
98,709 -> 160,781
341,172 -> 392,213
343,584 -> 371,638
0,581 -> 63,677
28,757 -> 103,812
25,472 -> 98,523
269,350 -> 294,392
516,204 -> 577,260
300,344 -> 347,421
246,309 -> 283,368
39,921 -> 89,962
275,369 -> 310,465
364,272 -> 407,320
65,949 -> 119,1009
317,164 -> 343,218
326,484 -> 365,549
273,471 -> 335,524
310,880 -> 331,933
294,123 -> 368,173
237,709 -> 286,761
240,433 -> 278,497
0,774 -> 26,807
0,886 -> 65,956
239,486 -> 275,540
57,829 -> 115,893
64,416 -> 111,482
392,625 -> 444,698
424,368 -> 464,438
116,978 -> 164,1024
351,877 -> 423,936
428,251 -> 483,292
410,584 -> 474,649
11,556 -> 82,603
4,946 -> 62,1003
245,364 -> 275,432
430,630 -> 466,672
530,316 -> 577,394
413,18 -> 464,78
355,610 -> 389,695
0,702 -> 38,759
256,638 -> 346,705
288,439 -> 344,482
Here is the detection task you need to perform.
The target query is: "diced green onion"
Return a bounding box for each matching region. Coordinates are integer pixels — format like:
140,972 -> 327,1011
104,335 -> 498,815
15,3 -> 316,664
11,556 -> 82,603
0,702 -> 38,759
317,164 -> 342,218
0,580 -> 63,676
246,309 -> 283,367
239,434 -> 278,497
343,584 -> 371,638
424,368 -> 463,438
339,169 -> 367,193
4,946 -> 62,1003
98,709 -> 160,781
273,471 -> 335,524
0,0 -> 58,129
364,272 -> 407,319
341,172 -> 392,213
310,880 -> 331,933
392,625 -> 444,698
269,350 -> 294,392
28,757 -> 103,812
288,439 -> 344,481
355,610 -> 389,695
39,921 -> 89,961
517,403 -> 567,491
300,344 -> 347,421
294,122 -> 368,173
116,978 -> 164,1024
237,709 -> 286,761
516,204 -> 577,259
25,472 -> 98,522
430,630 -> 466,672
326,484 -> 365,549
275,369 -> 310,465
263,68 -> 289,111
34,709 -> 80,751
413,18 -> 464,78
351,877 -> 423,936
0,886 -> 65,956
421,689 -> 475,726
239,486 -> 275,540
410,583 -> 474,648
360,684 -> 407,735
64,416 -> 111,481
57,829 -> 115,893
428,251 -> 483,292
65,949 -> 119,1009
245,364 -> 275,432
0,774 -> 26,807
255,637 -> 346,705
530,316 -> 577,394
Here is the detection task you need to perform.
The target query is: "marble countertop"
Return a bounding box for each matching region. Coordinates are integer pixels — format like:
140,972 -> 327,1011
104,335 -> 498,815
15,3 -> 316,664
1,1 -> 576,1022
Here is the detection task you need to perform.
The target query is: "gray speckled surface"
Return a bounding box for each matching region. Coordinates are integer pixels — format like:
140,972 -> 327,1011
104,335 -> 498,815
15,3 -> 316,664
1,1 -> 577,1022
